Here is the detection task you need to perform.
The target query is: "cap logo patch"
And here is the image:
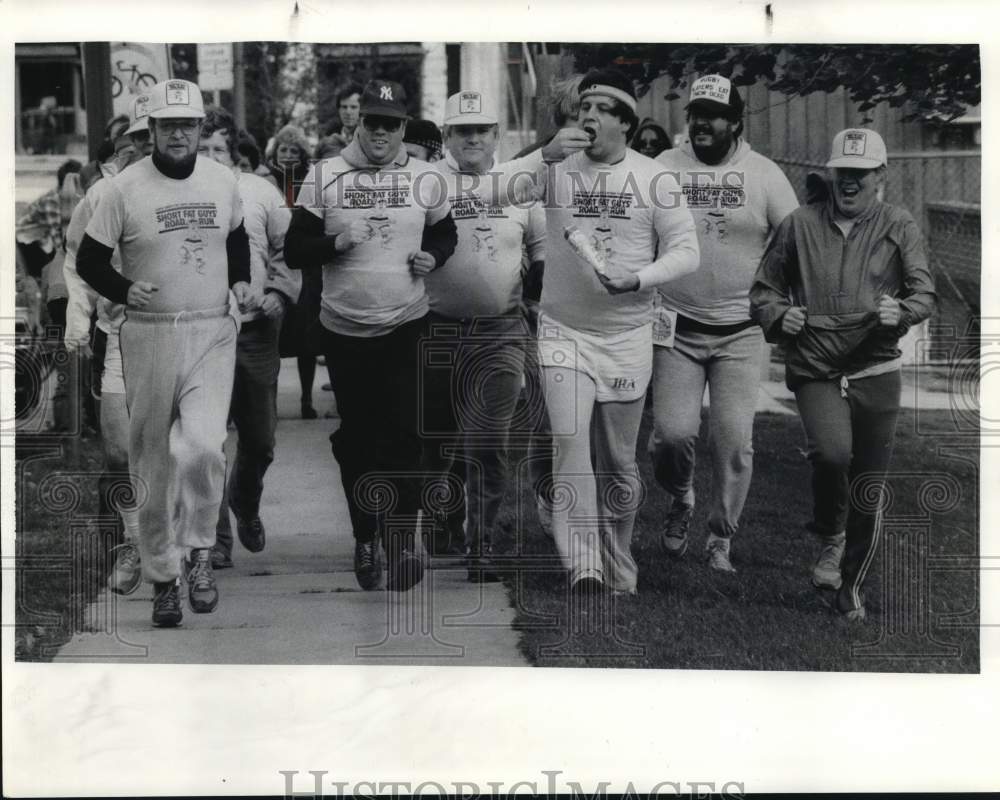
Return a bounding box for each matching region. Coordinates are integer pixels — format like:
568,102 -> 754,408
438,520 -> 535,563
134,96 -> 150,119
166,81 -> 190,105
380,85 -> 394,101
691,75 -> 731,104
843,131 -> 867,155
459,92 -> 482,114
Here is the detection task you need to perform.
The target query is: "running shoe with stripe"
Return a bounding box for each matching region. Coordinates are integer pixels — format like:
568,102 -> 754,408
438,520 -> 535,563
186,548 -> 219,613
107,542 -> 142,596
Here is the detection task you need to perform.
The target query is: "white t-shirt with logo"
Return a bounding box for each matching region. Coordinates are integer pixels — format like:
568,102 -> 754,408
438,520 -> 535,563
425,155 -> 545,319
296,155 -> 451,337
85,157 -> 244,314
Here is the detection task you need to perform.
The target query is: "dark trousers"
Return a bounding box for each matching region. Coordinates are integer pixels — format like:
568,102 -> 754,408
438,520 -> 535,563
216,317 -> 281,555
795,370 -> 901,609
324,316 -> 426,543
421,311 -> 528,549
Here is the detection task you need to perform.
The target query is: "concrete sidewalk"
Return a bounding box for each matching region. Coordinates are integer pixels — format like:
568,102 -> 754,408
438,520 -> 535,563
53,359 -> 527,666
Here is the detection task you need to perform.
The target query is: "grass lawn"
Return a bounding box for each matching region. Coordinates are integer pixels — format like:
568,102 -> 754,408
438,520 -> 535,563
14,434 -> 116,661
492,407 -> 980,673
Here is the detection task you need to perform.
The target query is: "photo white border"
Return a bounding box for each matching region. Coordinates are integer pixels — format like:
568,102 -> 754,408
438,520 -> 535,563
3,0 -> 998,794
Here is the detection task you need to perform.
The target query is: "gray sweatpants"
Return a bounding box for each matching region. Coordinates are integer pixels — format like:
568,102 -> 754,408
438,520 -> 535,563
119,306 -> 237,583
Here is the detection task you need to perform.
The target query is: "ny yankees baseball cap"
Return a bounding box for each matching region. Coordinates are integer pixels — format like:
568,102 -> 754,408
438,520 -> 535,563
146,79 -> 206,119
826,128 -> 887,169
125,92 -> 152,135
443,90 -> 498,126
687,75 -> 744,119
360,80 -> 410,120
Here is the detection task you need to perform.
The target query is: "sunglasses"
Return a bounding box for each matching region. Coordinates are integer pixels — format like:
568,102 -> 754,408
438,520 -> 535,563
362,115 -> 404,133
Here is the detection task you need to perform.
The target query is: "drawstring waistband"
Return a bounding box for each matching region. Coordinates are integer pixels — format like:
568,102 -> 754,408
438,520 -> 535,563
839,358 -> 902,398
124,305 -> 230,326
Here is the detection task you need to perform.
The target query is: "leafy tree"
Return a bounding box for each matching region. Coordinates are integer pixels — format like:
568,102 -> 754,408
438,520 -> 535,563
566,44 -> 980,123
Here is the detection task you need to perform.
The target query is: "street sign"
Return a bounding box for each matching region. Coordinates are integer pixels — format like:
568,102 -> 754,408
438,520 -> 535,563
109,42 -> 171,118
197,43 -> 234,91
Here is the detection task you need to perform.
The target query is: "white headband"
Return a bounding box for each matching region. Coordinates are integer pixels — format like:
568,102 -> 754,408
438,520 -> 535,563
579,84 -> 637,112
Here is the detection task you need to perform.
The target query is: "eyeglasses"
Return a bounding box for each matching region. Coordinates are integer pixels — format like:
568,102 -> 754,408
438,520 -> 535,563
362,115 -> 404,133
156,119 -> 200,134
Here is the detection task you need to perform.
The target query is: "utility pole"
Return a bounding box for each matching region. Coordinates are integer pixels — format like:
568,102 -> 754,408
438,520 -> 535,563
233,42 -> 246,128
82,42 -> 114,162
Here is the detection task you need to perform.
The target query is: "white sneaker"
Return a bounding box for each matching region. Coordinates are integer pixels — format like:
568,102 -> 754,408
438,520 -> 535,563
705,534 -> 736,573
107,543 -> 142,595
812,532 -> 846,590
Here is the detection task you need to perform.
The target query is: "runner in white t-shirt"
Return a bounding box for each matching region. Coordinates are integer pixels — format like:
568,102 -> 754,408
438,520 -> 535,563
63,96 -> 153,596
77,80 -> 256,629
284,79 -> 458,593
482,69 -> 700,596
421,90 -> 546,580
197,106 -> 300,570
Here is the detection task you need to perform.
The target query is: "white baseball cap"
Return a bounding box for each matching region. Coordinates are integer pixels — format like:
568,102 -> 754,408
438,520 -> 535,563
146,79 -> 205,119
826,128 -> 887,169
444,90 -> 498,126
125,92 -> 152,135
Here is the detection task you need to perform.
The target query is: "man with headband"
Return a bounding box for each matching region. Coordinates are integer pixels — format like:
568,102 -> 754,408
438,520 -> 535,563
480,68 -> 699,597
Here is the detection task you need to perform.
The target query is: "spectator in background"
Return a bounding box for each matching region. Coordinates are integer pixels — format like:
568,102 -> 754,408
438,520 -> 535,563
315,132 -> 348,161
237,132 -> 280,190
630,120 -> 671,159
268,124 -> 312,206
334,82 -> 363,143
15,158 -> 82,278
315,82 -> 365,155
402,119 -> 443,162
513,73 -> 583,159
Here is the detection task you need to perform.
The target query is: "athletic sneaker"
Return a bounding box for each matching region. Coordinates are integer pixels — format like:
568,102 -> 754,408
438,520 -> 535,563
152,580 -> 183,627
812,532 -> 846,590
466,544 -> 501,584
107,542 -> 142,595
354,539 -> 383,591
705,534 -> 736,573
186,548 -> 219,613
233,508 -> 266,553
660,501 -> 693,557
211,547 -> 234,570
835,588 -> 866,622
385,535 -> 424,592
570,569 -> 605,596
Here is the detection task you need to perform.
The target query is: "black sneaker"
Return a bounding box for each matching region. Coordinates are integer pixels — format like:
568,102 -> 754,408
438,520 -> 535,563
660,501 -> 693,557
152,580 -> 183,627
186,548 -> 219,613
467,544 -> 501,583
354,539 -> 383,591
386,534 -> 424,592
232,506 -> 266,553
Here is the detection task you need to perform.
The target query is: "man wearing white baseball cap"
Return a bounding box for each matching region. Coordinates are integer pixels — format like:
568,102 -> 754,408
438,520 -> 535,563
420,90 -> 546,578
648,74 -> 798,574
751,127 -> 936,621
77,79 -> 256,627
